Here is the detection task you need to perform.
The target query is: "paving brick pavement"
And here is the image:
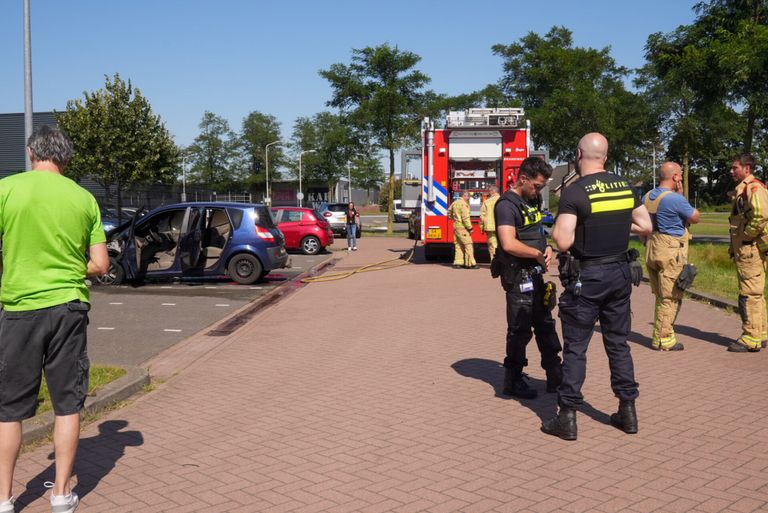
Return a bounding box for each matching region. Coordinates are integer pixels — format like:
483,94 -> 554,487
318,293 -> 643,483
10,237 -> 768,512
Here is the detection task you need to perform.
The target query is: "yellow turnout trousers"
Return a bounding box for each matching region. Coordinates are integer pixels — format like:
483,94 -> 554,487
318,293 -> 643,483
734,243 -> 768,349
486,231 -> 498,260
453,228 -> 476,267
646,232 -> 687,349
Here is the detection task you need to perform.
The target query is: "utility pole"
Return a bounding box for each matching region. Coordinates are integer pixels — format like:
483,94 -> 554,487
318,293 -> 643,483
23,0 -> 33,170
652,144 -> 656,189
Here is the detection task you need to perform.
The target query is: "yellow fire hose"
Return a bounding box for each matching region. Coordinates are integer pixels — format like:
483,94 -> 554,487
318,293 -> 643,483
301,240 -> 418,283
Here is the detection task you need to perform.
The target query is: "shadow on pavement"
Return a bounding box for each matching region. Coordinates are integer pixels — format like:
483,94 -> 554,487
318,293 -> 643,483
675,324 -> 732,347
16,420 -> 143,511
451,358 -> 610,425
628,330 -> 653,349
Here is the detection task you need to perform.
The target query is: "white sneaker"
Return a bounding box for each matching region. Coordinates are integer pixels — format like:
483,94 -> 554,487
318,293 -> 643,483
352,247 -> 358,251
51,492 -> 78,513
0,496 -> 15,513
347,247 -> 352,252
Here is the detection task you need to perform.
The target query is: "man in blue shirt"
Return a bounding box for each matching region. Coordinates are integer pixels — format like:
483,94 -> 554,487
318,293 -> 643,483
643,162 -> 700,350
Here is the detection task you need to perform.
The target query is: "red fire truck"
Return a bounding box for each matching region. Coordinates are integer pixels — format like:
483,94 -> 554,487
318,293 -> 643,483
419,107 -> 532,260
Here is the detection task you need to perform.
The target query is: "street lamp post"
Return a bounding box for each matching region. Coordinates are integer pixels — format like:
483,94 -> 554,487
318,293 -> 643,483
23,0 -> 33,170
264,140 -> 281,205
181,155 -> 187,202
298,149 -> 316,207
347,160 -> 352,202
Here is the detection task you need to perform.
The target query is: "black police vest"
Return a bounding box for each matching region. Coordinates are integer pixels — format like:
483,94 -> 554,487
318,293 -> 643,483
571,173 -> 635,260
497,190 -> 546,265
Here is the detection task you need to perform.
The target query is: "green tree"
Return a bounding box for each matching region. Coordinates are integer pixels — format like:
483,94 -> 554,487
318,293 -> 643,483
239,111 -> 285,199
56,73 -> 179,212
320,43 -> 432,232
645,0 -> 768,153
492,27 -> 654,169
290,112 -> 357,200
350,151 -> 385,204
184,111 -> 240,189
378,178 -> 402,211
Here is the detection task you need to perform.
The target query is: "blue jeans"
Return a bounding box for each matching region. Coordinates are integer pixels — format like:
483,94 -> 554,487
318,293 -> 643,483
346,224 -> 357,247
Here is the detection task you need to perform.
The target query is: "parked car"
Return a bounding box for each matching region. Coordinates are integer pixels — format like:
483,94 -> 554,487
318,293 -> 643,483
393,199 -> 412,223
407,206 -> 422,240
317,202 -> 363,237
271,207 -> 333,255
97,202 -> 288,286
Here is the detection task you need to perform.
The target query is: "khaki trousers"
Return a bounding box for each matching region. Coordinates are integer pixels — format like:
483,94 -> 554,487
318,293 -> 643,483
453,229 -> 476,267
734,243 -> 768,349
646,233 -> 687,349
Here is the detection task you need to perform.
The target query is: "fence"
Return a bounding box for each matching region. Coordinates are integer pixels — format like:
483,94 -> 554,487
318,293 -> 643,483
92,183 -> 252,211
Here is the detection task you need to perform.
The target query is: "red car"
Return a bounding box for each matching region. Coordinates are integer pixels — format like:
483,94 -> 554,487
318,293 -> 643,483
270,207 -> 334,255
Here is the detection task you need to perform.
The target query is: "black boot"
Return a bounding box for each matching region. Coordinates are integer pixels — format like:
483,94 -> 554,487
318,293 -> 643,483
502,368 -> 537,399
610,399 -> 638,434
541,407 -> 577,441
545,364 -> 562,393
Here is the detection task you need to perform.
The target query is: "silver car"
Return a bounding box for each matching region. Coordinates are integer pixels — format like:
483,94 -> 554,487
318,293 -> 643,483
317,202 -> 363,237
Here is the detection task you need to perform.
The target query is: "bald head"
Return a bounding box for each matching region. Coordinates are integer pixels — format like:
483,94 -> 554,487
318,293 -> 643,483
658,161 -> 683,191
575,133 -> 608,176
659,161 -> 681,181
578,133 -> 608,161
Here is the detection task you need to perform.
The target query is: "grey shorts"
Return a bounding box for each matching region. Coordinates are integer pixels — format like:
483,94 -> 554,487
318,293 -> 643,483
0,301 -> 90,421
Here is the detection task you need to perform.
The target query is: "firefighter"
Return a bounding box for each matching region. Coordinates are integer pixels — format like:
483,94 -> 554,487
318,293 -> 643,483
728,154 -> 768,352
449,191 -> 476,269
481,185 -> 500,259
643,162 -> 700,351
494,157 -> 562,399
541,133 -> 652,441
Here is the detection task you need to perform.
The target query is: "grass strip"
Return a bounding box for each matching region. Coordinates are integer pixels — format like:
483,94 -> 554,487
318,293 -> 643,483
36,365 -> 127,416
629,240 -> 755,301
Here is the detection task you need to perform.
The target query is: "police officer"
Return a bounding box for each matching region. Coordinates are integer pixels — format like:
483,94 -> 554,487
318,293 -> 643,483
541,133 -> 652,441
481,185 -> 501,259
728,154 -> 768,352
449,191 -> 476,269
643,162 -> 700,351
495,157 -> 562,399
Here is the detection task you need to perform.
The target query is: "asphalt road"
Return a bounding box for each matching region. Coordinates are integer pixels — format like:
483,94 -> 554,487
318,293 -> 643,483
87,250 -> 335,367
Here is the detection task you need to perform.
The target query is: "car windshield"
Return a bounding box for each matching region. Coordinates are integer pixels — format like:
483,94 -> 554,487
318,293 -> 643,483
326,203 -> 347,212
311,209 -> 325,221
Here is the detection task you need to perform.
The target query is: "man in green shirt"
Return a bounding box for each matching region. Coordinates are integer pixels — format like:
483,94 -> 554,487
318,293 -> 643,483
0,126 -> 109,513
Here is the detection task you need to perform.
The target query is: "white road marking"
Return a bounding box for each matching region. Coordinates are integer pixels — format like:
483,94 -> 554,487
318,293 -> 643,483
161,303 -> 177,306
215,304 -> 230,307
97,327 -> 115,330
163,329 -> 182,333
204,286 -> 217,289
160,286 -> 173,289
108,302 -> 123,305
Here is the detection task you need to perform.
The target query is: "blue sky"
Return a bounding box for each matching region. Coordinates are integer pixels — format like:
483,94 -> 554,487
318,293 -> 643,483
0,1 -> 699,148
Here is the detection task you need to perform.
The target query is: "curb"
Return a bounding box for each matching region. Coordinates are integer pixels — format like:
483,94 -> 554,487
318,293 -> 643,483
22,366 -> 150,445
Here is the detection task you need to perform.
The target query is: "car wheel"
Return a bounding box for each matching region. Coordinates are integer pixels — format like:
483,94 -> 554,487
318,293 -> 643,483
96,256 -> 124,286
227,253 -> 263,285
301,235 -> 321,255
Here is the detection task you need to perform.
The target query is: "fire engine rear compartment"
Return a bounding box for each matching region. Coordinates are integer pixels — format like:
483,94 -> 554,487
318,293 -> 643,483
421,108 -> 529,260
